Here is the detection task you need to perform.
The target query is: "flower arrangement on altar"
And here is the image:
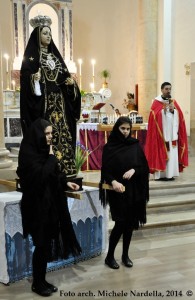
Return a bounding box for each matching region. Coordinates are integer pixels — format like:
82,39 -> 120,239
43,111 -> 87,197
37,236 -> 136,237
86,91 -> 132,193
75,142 -> 100,174
75,142 -> 92,174
122,92 -> 137,111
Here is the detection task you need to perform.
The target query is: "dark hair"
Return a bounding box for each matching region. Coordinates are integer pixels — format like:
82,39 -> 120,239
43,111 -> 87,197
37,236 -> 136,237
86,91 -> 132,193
161,82 -> 171,89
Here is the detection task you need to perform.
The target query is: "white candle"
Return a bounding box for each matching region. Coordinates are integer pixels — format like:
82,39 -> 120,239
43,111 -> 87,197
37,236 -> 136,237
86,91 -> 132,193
4,53 -> 9,73
91,59 -> 96,76
90,82 -> 94,92
78,58 -> 82,76
12,80 -> 15,91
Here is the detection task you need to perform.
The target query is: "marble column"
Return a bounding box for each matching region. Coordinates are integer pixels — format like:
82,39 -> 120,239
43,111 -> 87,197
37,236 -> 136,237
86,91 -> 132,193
0,49 -> 13,169
137,0 -> 158,121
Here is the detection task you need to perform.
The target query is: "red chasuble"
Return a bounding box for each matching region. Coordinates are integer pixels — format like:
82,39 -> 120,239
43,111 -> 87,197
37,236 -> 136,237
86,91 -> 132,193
145,99 -> 188,174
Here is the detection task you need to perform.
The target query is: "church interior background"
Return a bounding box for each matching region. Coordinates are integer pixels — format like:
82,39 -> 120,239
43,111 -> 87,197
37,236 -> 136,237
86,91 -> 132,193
1,0 -> 195,172
0,0 -> 195,297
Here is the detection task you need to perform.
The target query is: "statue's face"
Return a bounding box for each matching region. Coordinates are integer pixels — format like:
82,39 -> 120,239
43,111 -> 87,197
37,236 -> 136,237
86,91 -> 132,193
40,27 -> 52,47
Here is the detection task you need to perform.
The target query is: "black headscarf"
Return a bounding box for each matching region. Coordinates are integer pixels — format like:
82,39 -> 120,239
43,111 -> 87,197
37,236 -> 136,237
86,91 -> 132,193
100,117 -> 149,229
20,25 -> 81,145
17,118 -> 81,260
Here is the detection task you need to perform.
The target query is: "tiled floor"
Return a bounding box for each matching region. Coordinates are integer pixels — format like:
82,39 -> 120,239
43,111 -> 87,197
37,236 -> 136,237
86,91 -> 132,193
0,230 -> 195,300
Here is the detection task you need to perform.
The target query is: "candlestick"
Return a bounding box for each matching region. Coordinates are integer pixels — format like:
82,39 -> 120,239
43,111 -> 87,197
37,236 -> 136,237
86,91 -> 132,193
12,80 -> 15,91
90,82 -> 94,93
4,53 -> 10,90
91,59 -> 96,76
78,59 -> 82,75
4,53 -> 9,72
78,58 -> 82,90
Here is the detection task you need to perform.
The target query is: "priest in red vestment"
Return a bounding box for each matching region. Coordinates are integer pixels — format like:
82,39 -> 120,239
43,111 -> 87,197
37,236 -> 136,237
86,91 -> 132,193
145,82 -> 188,180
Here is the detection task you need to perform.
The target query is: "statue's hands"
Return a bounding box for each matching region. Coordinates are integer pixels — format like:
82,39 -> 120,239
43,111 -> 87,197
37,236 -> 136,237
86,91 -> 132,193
65,77 -> 74,85
49,144 -> 54,155
34,68 -> 41,81
67,182 -> 80,191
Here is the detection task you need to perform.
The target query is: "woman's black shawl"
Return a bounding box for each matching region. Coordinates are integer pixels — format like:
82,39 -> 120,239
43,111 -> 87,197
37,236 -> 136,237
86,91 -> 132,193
17,119 -> 81,261
20,26 -> 81,146
100,129 -> 149,229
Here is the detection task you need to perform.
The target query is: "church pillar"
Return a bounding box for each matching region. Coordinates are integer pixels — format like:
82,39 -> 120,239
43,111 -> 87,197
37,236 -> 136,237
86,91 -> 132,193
137,0 -> 158,121
12,0 -> 26,70
61,2 -> 77,73
0,40 -> 13,169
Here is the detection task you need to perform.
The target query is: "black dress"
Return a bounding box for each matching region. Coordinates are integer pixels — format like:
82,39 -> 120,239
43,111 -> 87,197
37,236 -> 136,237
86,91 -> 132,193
20,26 -> 81,177
100,127 -> 149,229
17,119 -> 81,261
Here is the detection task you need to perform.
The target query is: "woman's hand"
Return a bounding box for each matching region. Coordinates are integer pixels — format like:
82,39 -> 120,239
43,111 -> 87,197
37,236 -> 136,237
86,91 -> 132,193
111,180 -> 125,193
34,68 -> 41,81
67,182 -> 80,191
65,77 -> 74,85
123,169 -> 135,180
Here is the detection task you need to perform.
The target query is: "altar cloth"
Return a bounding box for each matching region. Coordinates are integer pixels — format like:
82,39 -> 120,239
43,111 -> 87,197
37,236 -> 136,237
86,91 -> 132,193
0,188 -> 108,283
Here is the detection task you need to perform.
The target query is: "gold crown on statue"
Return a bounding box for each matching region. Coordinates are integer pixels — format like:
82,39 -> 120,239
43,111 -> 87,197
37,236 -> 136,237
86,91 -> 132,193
29,15 -> 52,28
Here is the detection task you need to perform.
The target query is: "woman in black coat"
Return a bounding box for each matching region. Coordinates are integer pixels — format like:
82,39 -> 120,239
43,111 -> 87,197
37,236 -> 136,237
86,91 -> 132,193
100,116 -> 149,269
17,118 -> 81,296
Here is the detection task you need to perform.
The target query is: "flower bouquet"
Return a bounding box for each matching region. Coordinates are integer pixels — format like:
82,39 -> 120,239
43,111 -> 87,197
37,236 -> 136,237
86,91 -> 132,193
75,142 -> 100,174
75,142 -> 92,174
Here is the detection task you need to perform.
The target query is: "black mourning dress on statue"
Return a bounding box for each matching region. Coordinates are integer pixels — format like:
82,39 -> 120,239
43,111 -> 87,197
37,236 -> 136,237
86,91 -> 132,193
20,26 -> 81,177
17,119 -> 81,261
100,121 -> 149,230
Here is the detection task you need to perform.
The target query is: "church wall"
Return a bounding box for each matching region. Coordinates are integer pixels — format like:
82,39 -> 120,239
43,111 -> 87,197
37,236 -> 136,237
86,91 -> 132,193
1,0 -> 194,131
171,0 -> 195,134
158,0 -> 195,135
0,0 -> 14,91
73,0 -> 138,115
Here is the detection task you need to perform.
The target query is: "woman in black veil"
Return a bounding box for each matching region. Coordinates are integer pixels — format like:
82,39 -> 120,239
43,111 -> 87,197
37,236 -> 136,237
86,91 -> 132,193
20,15 -> 81,178
100,116 -> 149,269
17,118 -> 81,296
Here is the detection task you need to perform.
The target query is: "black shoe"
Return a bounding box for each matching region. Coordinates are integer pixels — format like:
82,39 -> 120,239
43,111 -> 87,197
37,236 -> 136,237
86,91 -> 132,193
167,177 -> 175,181
105,257 -> 120,269
154,178 -> 166,181
122,256 -> 133,268
44,281 -> 58,293
32,283 -> 52,297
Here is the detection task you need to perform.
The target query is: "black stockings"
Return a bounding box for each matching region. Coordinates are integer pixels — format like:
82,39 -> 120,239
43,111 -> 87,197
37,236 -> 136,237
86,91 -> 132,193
107,221 -> 133,259
32,246 -> 48,285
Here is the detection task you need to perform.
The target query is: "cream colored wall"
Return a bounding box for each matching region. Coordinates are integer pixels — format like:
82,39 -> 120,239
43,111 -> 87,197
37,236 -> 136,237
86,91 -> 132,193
171,0 -> 195,134
0,0 -> 14,91
73,0 -> 138,114
1,0 -> 195,130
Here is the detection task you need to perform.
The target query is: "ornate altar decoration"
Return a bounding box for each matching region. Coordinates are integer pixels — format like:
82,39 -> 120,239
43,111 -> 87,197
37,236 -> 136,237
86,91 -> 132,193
122,92 -> 138,111
3,0 -> 74,147
122,92 -> 143,124
80,88 -> 112,123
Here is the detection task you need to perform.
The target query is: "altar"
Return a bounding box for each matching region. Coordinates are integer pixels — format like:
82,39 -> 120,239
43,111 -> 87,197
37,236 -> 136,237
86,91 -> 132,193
0,188 -> 108,284
77,122 -> 148,171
